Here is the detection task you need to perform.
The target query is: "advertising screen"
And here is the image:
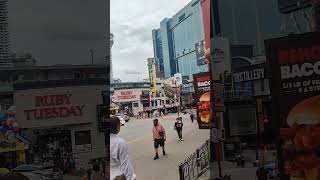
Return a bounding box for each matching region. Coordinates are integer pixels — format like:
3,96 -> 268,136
266,32 -> 320,180
193,73 -> 211,129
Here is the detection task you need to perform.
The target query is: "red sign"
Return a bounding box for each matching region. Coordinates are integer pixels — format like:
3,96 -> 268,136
266,32 -> 320,179
200,0 -> 210,50
23,94 -> 86,120
116,91 -> 137,100
193,73 -> 211,129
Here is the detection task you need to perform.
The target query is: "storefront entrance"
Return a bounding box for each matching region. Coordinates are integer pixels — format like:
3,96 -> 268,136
28,129 -> 72,172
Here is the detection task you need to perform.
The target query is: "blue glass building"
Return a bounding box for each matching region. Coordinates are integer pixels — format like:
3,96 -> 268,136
152,0 -> 207,79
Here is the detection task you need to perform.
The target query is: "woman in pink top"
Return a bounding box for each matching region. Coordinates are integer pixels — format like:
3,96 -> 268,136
152,119 -> 166,160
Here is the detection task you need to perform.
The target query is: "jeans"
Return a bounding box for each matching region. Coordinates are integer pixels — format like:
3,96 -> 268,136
177,129 -> 182,139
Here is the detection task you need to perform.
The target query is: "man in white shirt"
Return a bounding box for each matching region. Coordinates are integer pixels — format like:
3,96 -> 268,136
110,116 -> 136,180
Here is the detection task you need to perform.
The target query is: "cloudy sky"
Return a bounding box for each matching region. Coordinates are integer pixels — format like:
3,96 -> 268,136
8,0 -> 107,65
111,0 -> 190,82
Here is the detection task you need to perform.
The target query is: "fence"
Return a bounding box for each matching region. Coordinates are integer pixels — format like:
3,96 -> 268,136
178,140 -> 210,180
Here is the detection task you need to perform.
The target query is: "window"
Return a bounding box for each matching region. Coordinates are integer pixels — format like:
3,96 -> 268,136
74,130 -> 91,145
155,100 -> 158,107
179,13 -> 185,22
133,103 -> 139,108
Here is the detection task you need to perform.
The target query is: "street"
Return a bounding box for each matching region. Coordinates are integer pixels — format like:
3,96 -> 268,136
119,113 -> 210,180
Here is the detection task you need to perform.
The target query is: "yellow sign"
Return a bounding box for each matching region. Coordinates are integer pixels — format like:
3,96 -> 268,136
0,134 -> 28,153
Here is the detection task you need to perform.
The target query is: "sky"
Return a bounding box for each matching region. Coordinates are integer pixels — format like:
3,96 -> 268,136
111,0 -> 191,82
8,0 -> 107,65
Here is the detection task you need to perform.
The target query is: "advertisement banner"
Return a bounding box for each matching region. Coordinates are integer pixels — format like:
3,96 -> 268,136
265,32 -> 320,180
193,73 -> 211,129
211,37 -> 231,81
195,40 -> 207,66
113,89 -> 140,103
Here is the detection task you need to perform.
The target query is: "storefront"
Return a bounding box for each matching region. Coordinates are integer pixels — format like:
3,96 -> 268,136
14,84 -> 107,171
113,88 -> 149,116
0,106 -> 29,169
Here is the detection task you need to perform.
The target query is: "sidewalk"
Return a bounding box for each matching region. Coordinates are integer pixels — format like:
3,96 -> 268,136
127,120 -> 209,180
197,161 -> 257,180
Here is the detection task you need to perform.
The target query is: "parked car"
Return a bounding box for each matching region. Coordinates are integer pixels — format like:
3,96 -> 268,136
12,163 -> 63,180
115,115 -> 125,126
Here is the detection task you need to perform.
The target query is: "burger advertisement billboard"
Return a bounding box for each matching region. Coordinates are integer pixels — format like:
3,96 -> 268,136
193,73 -> 211,129
266,32 -> 320,180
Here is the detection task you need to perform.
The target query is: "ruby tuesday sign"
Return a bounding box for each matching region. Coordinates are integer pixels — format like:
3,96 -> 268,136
23,94 -> 85,120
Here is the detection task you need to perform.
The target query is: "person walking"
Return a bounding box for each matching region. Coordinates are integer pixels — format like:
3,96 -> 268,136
152,119 -> 166,160
110,116 -> 136,180
190,112 -> 194,123
174,117 -> 183,141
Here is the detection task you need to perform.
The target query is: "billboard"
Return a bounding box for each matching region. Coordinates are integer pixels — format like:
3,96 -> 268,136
193,73 -> 211,129
147,58 -> 157,94
195,40 -> 207,66
211,37 -> 231,81
14,85 -> 105,128
265,32 -> 320,180
113,89 -> 141,103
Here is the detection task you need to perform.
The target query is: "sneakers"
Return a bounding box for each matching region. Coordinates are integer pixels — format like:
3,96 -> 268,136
181,138 -> 184,141
154,154 -> 159,160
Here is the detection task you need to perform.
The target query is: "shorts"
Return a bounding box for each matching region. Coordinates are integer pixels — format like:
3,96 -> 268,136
154,138 -> 165,148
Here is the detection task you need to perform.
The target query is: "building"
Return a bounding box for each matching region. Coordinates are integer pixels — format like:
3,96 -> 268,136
110,33 -> 114,83
0,64 -> 108,170
152,0 -> 208,79
0,0 -> 10,65
216,0 -> 312,55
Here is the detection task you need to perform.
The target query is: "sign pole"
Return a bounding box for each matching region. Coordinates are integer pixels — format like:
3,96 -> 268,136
208,49 -> 223,178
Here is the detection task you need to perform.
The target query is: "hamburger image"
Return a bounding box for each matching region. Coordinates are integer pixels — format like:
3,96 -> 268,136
198,92 -> 210,124
280,96 -> 320,180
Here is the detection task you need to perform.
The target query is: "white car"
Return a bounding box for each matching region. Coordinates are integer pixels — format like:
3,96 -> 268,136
116,115 -> 125,126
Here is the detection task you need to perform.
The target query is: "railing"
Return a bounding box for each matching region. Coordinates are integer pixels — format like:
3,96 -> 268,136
178,140 -> 210,180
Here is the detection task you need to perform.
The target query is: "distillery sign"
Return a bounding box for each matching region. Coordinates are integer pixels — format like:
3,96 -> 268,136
23,94 -> 86,120
233,68 -> 265,83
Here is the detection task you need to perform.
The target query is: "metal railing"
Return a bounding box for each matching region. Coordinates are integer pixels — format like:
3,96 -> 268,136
178,140 -> 210,180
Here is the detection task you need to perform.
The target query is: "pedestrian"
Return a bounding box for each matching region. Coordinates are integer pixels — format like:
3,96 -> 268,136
190,112 -> 194,123
174,117 -> 183,141
152,119 -> 166,160
110,116 -> 136,180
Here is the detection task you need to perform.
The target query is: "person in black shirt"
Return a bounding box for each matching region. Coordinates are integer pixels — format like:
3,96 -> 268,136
174,117 -> 183,141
